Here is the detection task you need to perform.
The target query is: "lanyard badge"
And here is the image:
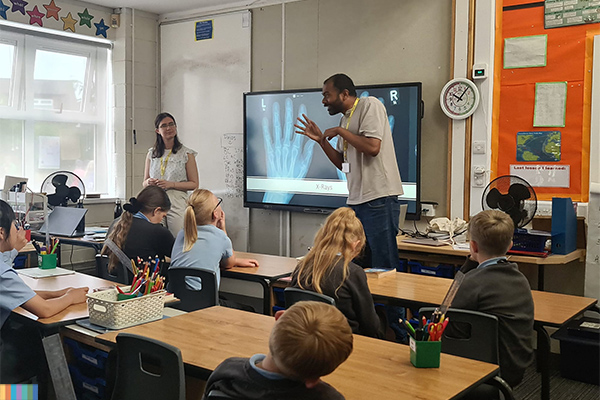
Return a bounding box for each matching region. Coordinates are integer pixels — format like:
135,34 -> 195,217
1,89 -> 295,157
342,98 -> 360,173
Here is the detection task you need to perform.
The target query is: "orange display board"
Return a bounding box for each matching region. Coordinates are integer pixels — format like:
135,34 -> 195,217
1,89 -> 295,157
491,1 -> 598,202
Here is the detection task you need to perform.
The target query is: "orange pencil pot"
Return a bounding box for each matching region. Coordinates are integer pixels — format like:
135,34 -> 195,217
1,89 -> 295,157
409,337 -> 441,368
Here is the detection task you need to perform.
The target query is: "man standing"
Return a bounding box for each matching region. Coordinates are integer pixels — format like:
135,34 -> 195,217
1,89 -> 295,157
296,73 -> 403,270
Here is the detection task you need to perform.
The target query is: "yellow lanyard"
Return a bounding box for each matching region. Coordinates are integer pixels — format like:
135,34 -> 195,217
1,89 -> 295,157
343,98 -> 360,162
160,150 -> 172,178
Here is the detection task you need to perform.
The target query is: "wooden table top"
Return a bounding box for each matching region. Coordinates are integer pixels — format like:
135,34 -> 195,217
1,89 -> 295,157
97,306 -> 498,400
16,271 -> 118,324
397,236 -> 586,265
367,272 -> 597,326
228,251 -> 297,279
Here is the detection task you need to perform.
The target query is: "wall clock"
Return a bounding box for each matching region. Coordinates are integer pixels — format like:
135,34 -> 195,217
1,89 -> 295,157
440,78 -> 480,120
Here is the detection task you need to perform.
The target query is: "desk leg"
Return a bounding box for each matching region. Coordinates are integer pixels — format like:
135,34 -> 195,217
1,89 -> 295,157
534,323 -> 551,400
538,265 -> 545,291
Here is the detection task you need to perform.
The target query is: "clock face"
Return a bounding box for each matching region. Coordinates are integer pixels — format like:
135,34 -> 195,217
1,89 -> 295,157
440,79 -> 480,120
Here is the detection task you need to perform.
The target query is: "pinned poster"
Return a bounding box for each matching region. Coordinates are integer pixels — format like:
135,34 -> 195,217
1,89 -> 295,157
510,164 -> 570,188
504,35 -> 547,69
533,82 -> 567,127
516,131 -> 561,162
195,19 -> 213,41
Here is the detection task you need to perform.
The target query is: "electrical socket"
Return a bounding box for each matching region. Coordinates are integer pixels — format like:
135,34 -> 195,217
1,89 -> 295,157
422,206 -> 436,217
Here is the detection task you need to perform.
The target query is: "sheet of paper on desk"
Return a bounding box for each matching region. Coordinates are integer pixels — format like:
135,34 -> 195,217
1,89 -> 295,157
452,243 -> 471,251
19,267 -> 76,279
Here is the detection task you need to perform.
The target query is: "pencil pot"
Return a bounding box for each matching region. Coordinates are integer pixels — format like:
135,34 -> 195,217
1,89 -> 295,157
38,253 -> 57,269
409,337 -> 441,368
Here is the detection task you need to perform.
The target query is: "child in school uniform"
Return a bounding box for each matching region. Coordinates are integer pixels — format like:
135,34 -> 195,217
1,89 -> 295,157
451,209 -> 534,388
0,199 -> 88,382
105,186 -> 175,275
290,207 -> 384,338
202,301 -> 353,400
169,189 -> 258,294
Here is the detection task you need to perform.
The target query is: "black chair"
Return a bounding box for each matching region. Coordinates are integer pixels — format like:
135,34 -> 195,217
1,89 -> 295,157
168,267 -> 219,312
207,390 -> 235,399
110,333 -> 185,400
419,307 -> 515,400
284,287 -> 336,308
95,254 -> 131,284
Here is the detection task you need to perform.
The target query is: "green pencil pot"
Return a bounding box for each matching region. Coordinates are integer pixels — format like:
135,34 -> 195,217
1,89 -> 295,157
38,253 -> 57,269
409,337 -> 441,368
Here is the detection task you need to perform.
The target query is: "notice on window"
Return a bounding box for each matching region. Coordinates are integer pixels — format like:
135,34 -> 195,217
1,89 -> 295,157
510,164 -> 570,188
533,82 -> 567,127
195,20 -> 213,41
545,0 -> 600,29
38,136 -> 60,169
504,35 -> 547,69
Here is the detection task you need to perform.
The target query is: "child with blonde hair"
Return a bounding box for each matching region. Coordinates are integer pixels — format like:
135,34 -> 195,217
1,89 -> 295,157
169,189 -> 258,291
203,301 -> 353,400
291,207 -> 383,338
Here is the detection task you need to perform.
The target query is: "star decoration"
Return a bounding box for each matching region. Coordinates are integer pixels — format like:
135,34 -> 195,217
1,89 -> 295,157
0,0 -> 9,19
27,5 -> 44,26
43,0 -> 60,20
94,18 -> 109,38
61,12 -> 77,32
10,0 -> 27,15
78,8 -> 93,28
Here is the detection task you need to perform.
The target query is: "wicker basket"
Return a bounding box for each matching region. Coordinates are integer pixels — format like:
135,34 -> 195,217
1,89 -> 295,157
87,288 -> 166,330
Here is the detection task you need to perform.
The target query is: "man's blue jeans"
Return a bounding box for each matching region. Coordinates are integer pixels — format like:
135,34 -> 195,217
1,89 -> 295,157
350,196 -> 401,270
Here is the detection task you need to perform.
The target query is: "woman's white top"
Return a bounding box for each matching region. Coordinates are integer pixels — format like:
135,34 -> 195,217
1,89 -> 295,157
147,144 -> 197,184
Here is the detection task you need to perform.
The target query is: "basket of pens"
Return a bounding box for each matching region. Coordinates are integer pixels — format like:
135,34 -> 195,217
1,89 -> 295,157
87,259 -> 166,330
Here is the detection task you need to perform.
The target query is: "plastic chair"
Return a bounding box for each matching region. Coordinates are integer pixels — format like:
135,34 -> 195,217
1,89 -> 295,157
168,267 -> 219,312
284,287 -> 336,308
206,390 -> 235,399
110,333 -> 185,400
95,254 -> 130,284
419,307 -> 515,400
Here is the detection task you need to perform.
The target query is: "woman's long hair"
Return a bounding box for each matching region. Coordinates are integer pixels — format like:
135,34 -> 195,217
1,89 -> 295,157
104,186 -> 171,271
295,207 -> 365,294
152,112 -> 182,158
183,189 -> 215,252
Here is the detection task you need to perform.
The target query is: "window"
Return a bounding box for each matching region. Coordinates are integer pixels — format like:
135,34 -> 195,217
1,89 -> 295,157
0,26 -> 112,195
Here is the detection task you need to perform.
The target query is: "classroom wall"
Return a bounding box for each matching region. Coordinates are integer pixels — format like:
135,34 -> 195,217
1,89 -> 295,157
248,0 -> 453,256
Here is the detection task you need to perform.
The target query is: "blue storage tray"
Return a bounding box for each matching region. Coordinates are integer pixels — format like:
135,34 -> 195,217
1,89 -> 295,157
68,364 -> 107,399
64,337 -> 109,370
408,261 -> 454,278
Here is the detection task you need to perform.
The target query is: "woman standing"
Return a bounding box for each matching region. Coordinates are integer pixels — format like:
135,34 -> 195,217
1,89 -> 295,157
144,112 -> 199,236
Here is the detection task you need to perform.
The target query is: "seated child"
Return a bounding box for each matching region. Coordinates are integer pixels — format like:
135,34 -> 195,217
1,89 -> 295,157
290,207 -> 383,338
451,209 -> 534,387
202,301 -> 353,400
105,186 -> 175,275
0,199 -> 88,382
169,189 -> 258,291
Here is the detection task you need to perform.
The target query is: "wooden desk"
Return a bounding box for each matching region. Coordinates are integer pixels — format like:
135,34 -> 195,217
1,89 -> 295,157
15,271 -> 117,326
96,306 -> 499,400
223,251 -> 297,314
397,236 -> 586,291
367,272 -> 598,400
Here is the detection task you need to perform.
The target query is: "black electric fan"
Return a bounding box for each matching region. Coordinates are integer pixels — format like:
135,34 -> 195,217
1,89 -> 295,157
481,175 -> 549,255
40,171 -> 86,207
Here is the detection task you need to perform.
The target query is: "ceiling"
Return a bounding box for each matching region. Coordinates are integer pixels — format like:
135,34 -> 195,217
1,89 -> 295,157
80,0 -> 261,17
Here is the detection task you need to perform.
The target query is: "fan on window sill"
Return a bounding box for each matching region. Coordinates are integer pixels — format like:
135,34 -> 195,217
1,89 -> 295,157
40,171 -> 86,208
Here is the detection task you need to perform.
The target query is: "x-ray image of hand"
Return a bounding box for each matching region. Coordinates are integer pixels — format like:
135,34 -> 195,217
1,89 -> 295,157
360,91 -> 395,133
262,98 -> 316,204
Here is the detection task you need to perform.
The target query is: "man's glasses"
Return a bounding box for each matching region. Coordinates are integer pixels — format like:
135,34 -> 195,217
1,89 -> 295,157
213,197 -> 223,213
159,122 -> 176,129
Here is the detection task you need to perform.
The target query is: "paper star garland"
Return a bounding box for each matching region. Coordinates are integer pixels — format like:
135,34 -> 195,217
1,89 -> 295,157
61,12 -> 77,32
10,0 -> 27,15
43,0 -> 60,20
94,18 -> 109,38
27,5 -> 44,26
78,8 -> 94,28
0,0 -> 9,19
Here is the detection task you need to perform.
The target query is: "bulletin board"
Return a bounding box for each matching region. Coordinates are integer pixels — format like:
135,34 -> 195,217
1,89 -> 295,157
491,0 -> 599,202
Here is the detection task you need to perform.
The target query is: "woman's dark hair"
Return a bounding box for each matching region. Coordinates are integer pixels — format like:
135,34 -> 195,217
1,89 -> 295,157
152,112 -> 183,158
0,200 -> 16,240
104,186 -> 171,272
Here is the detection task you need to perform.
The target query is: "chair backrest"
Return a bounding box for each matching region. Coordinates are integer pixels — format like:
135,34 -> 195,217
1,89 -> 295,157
110,333 -> 185,400
284,287 -> 336,308
168,267 -> 219,312
95,254 -> 130,284
419,307 -> 499,364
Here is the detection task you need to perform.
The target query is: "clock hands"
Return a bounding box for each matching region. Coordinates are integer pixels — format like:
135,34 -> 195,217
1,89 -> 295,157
458,88 -> 468,101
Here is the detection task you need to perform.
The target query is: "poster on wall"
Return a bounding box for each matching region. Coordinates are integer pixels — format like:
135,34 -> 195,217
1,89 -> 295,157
516,131 -> 561,162
545,0 -> 600,28
504,35 -> 547,68
533,82 -> 567,127
510,164 -> 569,187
